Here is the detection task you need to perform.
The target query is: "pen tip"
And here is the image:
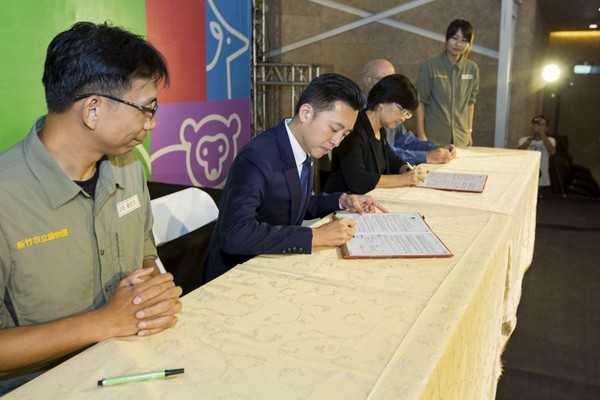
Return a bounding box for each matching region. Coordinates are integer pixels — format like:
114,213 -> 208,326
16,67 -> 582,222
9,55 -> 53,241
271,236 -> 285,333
165,368 -> 185,376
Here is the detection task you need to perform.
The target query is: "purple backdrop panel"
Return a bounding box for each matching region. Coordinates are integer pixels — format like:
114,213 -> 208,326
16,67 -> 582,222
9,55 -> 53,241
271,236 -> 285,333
151,98 -> 251,188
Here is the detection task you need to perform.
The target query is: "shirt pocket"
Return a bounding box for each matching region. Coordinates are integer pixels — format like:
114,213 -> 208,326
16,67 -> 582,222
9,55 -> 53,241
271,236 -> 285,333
113,204 -> 147,273
9,230 -> 96,325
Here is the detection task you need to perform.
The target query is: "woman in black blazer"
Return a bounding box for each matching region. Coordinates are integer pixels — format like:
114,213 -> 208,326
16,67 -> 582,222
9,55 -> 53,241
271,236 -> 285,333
324,74 -> 427,194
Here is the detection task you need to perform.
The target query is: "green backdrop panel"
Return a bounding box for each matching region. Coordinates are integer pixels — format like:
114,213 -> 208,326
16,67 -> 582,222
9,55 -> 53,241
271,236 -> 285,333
0,0 -> 147,154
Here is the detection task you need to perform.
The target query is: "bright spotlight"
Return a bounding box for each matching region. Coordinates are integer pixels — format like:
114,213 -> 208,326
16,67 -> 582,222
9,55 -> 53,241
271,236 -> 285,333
542,64 -> 560,83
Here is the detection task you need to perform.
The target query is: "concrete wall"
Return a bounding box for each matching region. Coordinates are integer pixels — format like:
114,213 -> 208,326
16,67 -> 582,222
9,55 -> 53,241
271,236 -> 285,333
542,32 -> 600,168
507,0 -> 549,148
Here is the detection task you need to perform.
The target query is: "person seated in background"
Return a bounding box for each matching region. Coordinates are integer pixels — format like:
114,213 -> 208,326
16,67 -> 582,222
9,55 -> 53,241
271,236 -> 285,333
361,59 -> 456,165
202,73 -> 387,285
518,114 -> 556,197
324,74 -> 427,195
0,22 -> 182,395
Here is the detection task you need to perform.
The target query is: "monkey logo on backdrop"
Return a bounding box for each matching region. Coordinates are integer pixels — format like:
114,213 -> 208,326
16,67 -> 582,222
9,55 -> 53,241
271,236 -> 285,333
150,99 -> 250,188
146,0 -> 252,188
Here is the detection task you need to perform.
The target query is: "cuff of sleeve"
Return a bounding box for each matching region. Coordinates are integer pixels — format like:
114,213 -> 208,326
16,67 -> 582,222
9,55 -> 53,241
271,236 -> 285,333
338,192 -> 350,210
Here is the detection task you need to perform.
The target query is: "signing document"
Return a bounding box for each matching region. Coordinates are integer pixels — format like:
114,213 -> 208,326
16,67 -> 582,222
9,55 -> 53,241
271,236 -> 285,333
417,171 -> 488,193
340,212 -> 452,259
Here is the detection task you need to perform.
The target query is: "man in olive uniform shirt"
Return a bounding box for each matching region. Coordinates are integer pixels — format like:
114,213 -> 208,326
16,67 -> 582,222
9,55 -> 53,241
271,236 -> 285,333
0,22 -> 182,394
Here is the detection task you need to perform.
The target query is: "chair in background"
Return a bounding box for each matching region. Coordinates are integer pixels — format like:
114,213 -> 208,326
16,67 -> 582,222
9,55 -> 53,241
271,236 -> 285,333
549,134 -> 572,196
151,187 -> 219,275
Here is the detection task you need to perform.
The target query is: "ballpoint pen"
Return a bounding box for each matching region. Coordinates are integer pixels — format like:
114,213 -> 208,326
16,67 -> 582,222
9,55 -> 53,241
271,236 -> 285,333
98,368 -> 185,386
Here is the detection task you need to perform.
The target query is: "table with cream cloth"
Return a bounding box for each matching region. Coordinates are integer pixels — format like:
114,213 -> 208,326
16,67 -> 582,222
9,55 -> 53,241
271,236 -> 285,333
5,147 -> 540,400
371,147 -> 540,336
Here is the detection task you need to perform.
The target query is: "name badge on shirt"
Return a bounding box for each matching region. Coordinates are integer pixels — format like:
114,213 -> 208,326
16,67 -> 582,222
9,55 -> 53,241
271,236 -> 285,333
462,74 -> 473,80
117,194 -> 141,218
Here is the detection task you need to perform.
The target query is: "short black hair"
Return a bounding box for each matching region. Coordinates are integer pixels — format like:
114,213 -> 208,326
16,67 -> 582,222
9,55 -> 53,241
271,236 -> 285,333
42,21 -> 170,113
294,73 -> 365,115
446,19 -> 475,45
366,74 -> 419,111
531,115 -> 549,126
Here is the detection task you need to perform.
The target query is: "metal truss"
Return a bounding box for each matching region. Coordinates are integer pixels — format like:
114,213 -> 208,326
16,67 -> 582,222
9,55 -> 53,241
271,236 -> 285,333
253,63 -> 320,136
251,1 -> 320,137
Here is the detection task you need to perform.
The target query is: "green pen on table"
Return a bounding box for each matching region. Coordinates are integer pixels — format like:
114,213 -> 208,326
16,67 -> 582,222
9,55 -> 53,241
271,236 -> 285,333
98,368 -> 184,386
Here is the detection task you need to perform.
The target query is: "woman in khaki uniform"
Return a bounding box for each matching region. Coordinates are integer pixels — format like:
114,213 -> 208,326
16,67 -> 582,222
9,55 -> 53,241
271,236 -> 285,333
415,19 -> 479,147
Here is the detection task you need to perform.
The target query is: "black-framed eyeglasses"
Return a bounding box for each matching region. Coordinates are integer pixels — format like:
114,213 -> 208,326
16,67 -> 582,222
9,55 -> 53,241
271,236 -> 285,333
74,93 -> 159,118
395,103 -> 413,120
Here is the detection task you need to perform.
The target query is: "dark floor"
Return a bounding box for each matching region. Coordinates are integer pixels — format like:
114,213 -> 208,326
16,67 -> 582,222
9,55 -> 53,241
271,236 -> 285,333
496,195 -> 600,399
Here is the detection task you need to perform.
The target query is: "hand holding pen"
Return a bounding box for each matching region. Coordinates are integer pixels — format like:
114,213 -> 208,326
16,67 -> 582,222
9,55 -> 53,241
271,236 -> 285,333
311,214 -> 357,247
402,162 -> 427,184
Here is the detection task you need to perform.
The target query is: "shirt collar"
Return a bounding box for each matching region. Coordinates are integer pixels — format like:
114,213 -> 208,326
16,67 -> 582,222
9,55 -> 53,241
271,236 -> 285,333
24,116 -> 120,209
284,118 -> 309,170
441,51 -> 466,71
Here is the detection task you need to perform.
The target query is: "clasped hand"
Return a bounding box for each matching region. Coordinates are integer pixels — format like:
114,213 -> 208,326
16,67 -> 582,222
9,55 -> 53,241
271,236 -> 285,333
101,267 -> 183,338
426,147 -> 452,164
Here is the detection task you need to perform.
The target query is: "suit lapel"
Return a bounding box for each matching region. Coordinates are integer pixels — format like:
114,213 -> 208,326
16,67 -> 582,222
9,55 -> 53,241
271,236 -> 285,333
276,122 -> 304,225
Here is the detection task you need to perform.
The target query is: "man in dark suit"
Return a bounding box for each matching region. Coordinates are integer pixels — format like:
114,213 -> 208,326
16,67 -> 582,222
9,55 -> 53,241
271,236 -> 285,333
203,74 -> 386,284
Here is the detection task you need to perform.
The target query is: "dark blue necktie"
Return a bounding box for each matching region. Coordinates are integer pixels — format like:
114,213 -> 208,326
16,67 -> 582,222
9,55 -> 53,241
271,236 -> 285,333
300,155 -> 311,198
297,155 -> 312,220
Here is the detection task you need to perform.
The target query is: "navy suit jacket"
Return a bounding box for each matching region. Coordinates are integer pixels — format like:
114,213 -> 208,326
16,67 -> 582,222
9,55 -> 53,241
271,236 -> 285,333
202,120 -> 343,284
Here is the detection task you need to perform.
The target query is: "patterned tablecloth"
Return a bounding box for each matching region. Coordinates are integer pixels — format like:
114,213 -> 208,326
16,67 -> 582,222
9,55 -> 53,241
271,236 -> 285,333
5,147 -> 540,400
